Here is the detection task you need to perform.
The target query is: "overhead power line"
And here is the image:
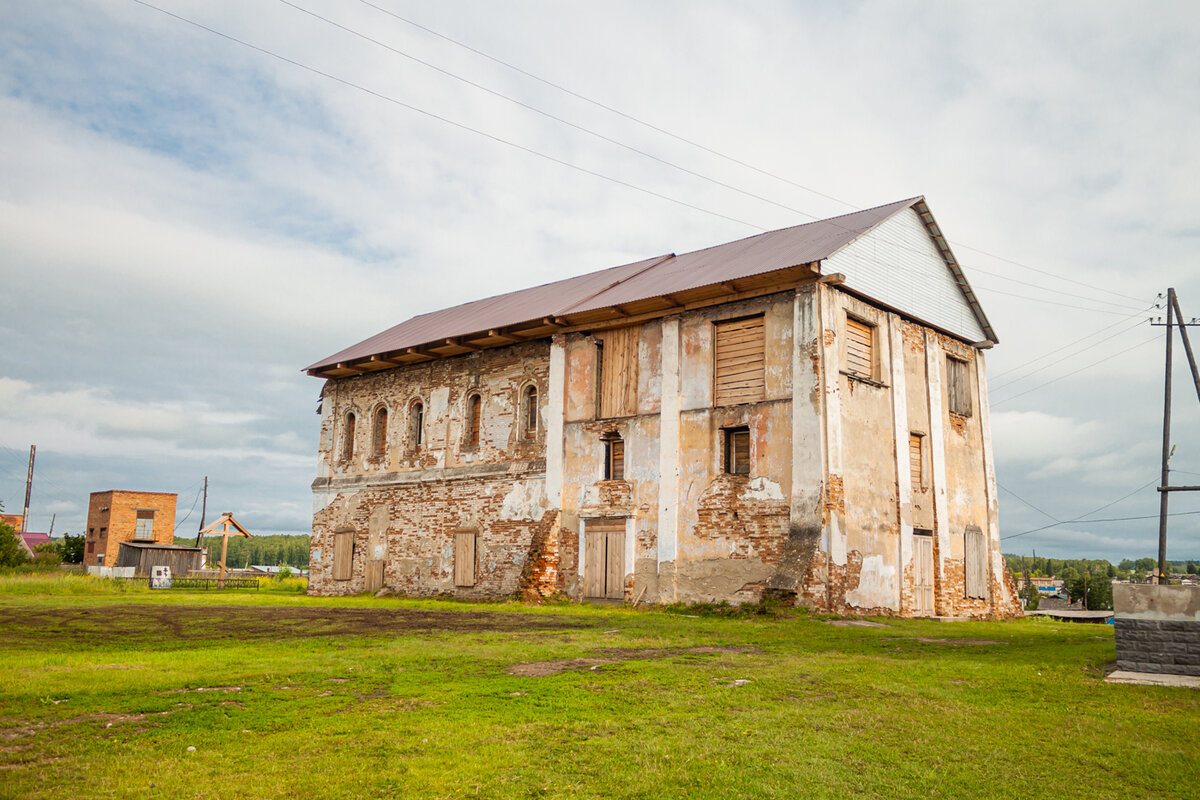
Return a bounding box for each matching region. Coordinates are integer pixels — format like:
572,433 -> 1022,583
991,332 -> 1161,406
989,308 -> 1154,380
989,316 -> 1149,393
351,0 -> 1151,308
133,0 -> 765,231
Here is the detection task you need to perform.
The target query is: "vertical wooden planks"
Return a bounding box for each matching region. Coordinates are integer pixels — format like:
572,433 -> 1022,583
584,518 -> 626,599
914,533 -> 934,615
964,525 -> 986,598
597,328 -> 638,418
454,530 -> 476,587
332,530 -> 353,581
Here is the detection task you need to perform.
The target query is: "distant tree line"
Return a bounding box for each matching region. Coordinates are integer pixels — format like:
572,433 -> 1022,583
1004,554 -> 1198,584
174,534 -> 310,568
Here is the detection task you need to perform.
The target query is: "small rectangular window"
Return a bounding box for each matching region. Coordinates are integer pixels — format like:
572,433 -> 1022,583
909,433 -> 924,488
603,434 -> 625,481
845,317 -> 874,379
332,530 -> 353,581
597,327 -> 638,418
454,530 -> 477,587
947,357 -> 972,417
465,394 -> 482,448
714,316 -> 765,406
86,541 -> 95,554
724,427 -> 751,475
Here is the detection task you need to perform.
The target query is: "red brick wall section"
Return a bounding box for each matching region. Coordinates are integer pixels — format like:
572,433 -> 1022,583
83,491 -> 177,568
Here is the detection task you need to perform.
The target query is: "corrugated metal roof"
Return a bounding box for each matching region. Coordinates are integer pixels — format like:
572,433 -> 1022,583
306,197 -> 981,373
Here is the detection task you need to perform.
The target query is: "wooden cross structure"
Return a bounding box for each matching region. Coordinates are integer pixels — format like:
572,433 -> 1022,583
199,512 -> 252,587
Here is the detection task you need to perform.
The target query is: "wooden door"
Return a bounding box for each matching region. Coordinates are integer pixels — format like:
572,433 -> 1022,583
914,533 -> 934,616
365,560 -> 385,593
454,530 -> 476,587
584,518 -> 626,600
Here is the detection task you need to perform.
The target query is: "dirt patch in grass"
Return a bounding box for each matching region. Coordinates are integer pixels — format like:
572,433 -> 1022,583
0,604 -> 599,648
510,646 -> 760,676
890,637 -> 1007,646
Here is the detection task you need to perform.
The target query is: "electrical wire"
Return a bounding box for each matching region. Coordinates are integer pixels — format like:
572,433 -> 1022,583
989,308 -> 1155,380
351,0 -> 1151,308
991,333 -> 1162,406
971,282 -> 1155,317
1001,509 -> 1200,541
997,482 -> 1060,523
988,317 -> 1150,393
132,1 -> 765,231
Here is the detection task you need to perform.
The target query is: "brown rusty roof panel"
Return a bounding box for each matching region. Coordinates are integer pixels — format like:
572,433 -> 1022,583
305,197 -> 926,374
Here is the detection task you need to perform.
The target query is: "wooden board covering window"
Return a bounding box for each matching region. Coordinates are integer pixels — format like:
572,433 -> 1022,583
947,357 -> 973,417
909,433 -> 923,488
845,317 -> 874,379
364,560 -> 385,593
964,525 -> 987,599
466,395 -> 481,448
604,435 -> 625,480
454,531 -> 476,587
584,518 -> 626,600
597,327 -> 638,418
725,427 -> 750,475
373,407 -> 388,456
342,413 -> 356,461
913,532 -> 934,615
523,386 -> 538,438
714,316 -> 765,406
332,530 -> 353,581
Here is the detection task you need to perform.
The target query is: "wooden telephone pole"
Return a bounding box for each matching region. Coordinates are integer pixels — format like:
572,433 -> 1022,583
1153,289 -> 1200,583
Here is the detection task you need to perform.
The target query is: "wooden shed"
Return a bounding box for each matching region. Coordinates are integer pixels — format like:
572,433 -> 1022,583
116,542 -> 204,576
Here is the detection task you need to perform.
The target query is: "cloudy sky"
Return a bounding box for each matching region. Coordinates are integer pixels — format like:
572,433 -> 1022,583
2,1 -> 1198,562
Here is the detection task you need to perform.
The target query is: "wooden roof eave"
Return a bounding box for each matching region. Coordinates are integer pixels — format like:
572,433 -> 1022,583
306,262 -> 822,378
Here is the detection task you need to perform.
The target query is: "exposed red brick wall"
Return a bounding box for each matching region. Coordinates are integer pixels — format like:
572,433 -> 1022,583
83,491 -> 177,568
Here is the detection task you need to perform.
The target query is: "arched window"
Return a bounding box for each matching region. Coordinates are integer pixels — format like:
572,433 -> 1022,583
342,412 -> 356,461
409,400 -> 424,449
521,384 -> 538,439
372,406 -> 388,457
465,393 -> 481,449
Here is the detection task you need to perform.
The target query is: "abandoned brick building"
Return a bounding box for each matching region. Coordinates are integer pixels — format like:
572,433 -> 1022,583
305,197 -> 1021,617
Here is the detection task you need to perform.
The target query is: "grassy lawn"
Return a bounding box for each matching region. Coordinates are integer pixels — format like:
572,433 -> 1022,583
0,574 -> 1196,799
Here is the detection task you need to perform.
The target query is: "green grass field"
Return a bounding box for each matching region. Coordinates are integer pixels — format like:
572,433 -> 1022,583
1,573 -> 1196,799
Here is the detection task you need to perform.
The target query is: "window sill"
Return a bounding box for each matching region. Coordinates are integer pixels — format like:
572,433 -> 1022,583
840,370 -> 889,389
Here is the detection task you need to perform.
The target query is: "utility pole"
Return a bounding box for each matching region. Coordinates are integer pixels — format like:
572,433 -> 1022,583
1152,289 -> 1200,584
20,445 -> 35,535
193,476 -> 208,548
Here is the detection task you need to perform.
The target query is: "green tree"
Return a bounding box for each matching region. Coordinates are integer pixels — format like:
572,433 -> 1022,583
0,517 -> 29,568
1118,558 -> 1134,571
1135,557 -> 1157,572
1022,579 -> 1040,610
59,532 -> 85,564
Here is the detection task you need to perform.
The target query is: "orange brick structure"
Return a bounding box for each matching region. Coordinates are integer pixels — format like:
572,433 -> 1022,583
305,198 -> 1021,618
83,491 -> 177,568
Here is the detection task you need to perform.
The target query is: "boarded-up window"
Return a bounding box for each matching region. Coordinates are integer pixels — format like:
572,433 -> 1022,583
714,316 -> 765,406
454,530 -> 476,587
909,433 -> 924,488
947,357 -> 972,417
724,427 -> 751,475
603,432 -> 625,480
596,328 -> 638,418
964,525 -> 987,599
342,412 -> 356,461
584,518 -> 626,600
134,510 -> 155,540
86,541 -> 95,554
373,406 -> 388,456
465,394 -> 481,448
845,317 -> 874,379
332,530 -> 353,581
522,385 -> 538,439
409,401 -> 424,448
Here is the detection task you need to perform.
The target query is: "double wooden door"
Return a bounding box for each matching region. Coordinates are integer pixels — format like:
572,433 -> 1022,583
914,533 -> 934,616
584,518 -> 626,600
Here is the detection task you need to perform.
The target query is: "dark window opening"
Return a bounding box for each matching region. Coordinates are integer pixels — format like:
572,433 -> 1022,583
603,432 -> 625,480
342,412 -> 356,461
522,385 -> 538,439
410,401 -> 424,448
724,427 -> 751,475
